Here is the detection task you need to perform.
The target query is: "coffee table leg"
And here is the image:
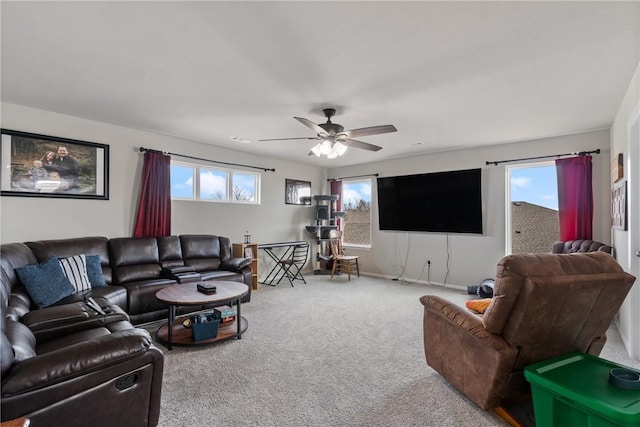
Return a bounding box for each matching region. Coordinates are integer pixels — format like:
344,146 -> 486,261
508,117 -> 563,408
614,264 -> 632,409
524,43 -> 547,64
236,298 -> 241,339
167,304 -> 176,350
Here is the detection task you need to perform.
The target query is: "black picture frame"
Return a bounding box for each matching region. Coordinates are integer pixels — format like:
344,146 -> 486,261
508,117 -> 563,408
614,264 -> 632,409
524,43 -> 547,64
1,129 -> 109,200
285,179 -> 311,205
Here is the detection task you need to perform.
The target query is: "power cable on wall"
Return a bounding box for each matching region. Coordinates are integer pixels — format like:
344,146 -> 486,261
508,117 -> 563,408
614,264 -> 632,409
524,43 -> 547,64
443,234 -> 451,287
416,257 -> 431,284
392,233 -> 411,281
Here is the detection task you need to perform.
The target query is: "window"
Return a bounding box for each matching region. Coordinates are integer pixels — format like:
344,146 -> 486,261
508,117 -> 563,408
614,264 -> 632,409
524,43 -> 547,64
507,162 -> 558,254
341,178 -> 372,247
170,164 -> 195,199
199,168 -> 227,200
170,161 -> 260,204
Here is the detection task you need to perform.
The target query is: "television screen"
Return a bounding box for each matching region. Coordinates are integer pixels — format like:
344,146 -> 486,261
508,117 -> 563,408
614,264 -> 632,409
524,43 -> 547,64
376,168 -> 483,234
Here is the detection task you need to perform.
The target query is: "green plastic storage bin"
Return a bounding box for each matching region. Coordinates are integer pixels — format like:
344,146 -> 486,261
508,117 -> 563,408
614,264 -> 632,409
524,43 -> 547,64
524,353 -> 640,427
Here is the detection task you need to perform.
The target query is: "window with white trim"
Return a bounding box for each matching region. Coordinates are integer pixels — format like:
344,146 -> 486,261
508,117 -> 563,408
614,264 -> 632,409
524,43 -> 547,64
341,178 -> 372,248
170,161 -> 260,204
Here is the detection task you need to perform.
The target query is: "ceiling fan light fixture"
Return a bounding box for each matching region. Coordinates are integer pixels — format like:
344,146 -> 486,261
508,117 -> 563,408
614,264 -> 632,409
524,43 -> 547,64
319,140 -> 332,155
310,143 -> 322,157
262,108 -> 395,158
334,141 -> 348,156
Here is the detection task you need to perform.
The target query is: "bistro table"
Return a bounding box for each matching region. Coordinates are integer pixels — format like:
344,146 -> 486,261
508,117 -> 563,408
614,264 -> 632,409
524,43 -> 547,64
258,241 -> 308,285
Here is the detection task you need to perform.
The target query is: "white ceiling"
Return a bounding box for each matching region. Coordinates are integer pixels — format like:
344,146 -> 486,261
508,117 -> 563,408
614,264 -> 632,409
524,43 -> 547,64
2,1 -> 639,168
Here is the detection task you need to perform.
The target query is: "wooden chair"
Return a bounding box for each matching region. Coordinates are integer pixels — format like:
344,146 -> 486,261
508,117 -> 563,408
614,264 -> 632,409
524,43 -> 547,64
328,230 -> 360,280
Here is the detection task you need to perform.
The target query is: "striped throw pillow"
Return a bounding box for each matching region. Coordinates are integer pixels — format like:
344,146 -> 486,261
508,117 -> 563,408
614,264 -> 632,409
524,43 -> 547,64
59,254 -> 92,292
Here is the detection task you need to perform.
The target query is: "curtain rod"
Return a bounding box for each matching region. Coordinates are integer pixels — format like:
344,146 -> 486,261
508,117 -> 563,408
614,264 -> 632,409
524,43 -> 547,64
485,149 -> 601,166
328,173 -> 379,182
139,147 -> 276,172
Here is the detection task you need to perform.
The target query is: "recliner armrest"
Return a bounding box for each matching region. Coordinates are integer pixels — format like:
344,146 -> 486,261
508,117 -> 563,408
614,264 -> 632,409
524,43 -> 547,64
2,328 -> 153,396
21,302 -> 90,331
162,265 -> 196,275
220,257 -> 252,273
420,294 -> 518,409
420,295 -> 503,346
21,301 -> 130,343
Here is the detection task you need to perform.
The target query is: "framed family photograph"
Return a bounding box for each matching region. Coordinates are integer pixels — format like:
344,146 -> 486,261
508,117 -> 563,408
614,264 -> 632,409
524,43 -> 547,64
285,178 -> 311,205
1,129 -> 109,200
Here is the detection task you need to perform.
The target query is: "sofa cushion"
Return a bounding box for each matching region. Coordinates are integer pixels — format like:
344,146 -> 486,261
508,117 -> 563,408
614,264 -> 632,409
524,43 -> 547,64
157,235 -> 186,268
180,235 -> 223,271
109,237 -> 162,284
200,270 -> 242,282
58,254 -> 106,289
59,255 -> 92,292
120,278 -> 177,315
85,255 -> 107,287
25,237 -> 112,285
15,257 -> 76,309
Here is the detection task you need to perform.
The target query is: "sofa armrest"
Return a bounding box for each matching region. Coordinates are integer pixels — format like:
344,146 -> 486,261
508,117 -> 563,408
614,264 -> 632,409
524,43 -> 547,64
2,328 -> 153,395
220,257 -> 252,273
21,302 -> 89,331
21,301 -> 130,343
162,265 -> 196,275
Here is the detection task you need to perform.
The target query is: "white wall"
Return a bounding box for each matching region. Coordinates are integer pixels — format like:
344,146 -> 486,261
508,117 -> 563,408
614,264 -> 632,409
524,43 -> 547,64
610,61 -> 640,358
328,130 -> 611,288
0,103 -> 326,260
0,103 -> 617,292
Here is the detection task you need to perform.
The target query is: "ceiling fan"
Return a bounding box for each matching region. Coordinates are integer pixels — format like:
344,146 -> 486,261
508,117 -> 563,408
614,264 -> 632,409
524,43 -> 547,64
259,108 -> 397,158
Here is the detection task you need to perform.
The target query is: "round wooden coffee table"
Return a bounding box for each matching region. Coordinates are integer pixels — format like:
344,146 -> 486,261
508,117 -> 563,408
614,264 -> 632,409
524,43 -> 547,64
155,280 -> 249,350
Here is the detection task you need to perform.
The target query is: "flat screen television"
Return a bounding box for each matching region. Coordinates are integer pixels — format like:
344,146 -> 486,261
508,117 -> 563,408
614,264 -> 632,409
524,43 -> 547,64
377,168 -> 483,234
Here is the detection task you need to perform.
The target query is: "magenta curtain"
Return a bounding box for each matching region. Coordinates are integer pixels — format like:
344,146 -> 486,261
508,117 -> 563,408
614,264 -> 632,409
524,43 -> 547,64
555,155 -> 593,241
133,151 -> 171,238
331,180 -> 343,230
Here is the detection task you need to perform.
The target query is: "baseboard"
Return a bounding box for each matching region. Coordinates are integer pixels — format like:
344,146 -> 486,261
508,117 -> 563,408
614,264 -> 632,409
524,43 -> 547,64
359,272 -> 468,291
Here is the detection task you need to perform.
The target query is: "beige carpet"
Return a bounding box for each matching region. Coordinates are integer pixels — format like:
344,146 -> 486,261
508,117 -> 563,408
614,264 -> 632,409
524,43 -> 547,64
146,274 -> 637,427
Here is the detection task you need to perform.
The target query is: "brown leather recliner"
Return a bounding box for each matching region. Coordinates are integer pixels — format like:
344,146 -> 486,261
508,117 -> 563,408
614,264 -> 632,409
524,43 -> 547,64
419,252 -> 635,410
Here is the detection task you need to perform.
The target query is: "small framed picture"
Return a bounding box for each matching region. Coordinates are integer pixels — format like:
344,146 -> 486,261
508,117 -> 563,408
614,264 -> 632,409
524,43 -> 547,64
611,180 -> 627,230
244,247 -> 254,258
285,178 -> 311,205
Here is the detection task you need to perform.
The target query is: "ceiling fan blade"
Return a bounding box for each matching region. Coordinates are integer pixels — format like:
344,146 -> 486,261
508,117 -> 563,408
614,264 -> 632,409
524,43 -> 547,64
338,124 -> 397,138
294,117 -> 329,136
258,136 -> 321,142
340,138 -> 383,152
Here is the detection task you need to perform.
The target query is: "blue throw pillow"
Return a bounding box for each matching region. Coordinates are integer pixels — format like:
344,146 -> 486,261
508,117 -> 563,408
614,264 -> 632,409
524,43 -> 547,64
85,254 -> 106,287
15,256 -> 75,309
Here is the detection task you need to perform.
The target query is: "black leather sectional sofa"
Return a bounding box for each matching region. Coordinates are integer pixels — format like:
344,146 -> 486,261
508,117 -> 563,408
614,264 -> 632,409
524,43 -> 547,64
1,234 -> 253,426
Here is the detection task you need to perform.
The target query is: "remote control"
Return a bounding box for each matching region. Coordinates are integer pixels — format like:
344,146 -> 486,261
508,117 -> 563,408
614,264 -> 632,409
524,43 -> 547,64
86,297 -> 106,315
